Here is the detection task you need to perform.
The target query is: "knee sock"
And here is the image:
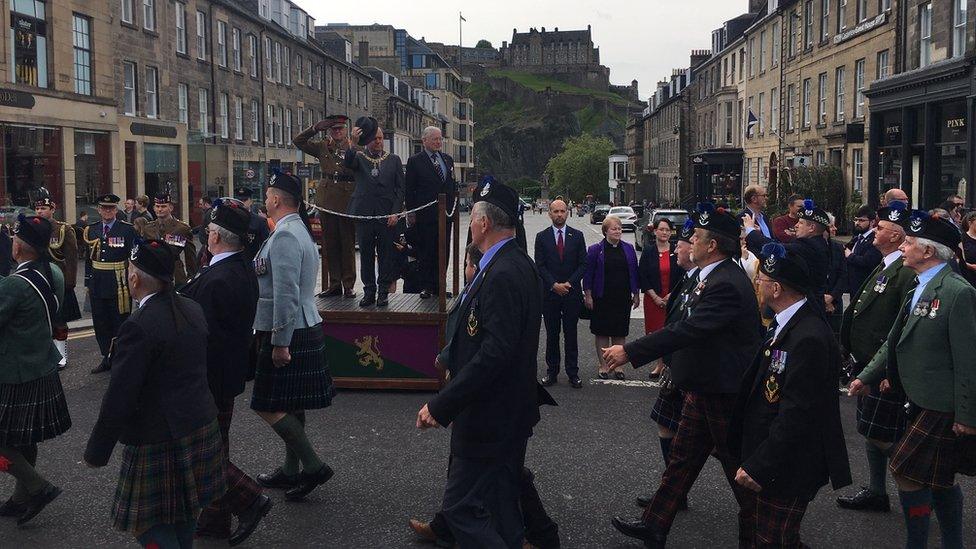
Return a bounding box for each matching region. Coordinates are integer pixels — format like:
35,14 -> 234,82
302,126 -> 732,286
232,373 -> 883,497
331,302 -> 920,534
659,436 -> 673,466
0,446 -> 48,497
280,412 -> 305,476
898,488 -> 932,549
136,524 -> 180,549
931,484 -> 963,549
865,441 -> 888,496
271,413 -> 323,473
10,445 -> 38,503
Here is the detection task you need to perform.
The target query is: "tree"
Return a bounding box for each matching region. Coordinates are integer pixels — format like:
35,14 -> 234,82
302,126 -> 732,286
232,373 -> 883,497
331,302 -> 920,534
475,39 -> 493,49
545,134 -> 616,202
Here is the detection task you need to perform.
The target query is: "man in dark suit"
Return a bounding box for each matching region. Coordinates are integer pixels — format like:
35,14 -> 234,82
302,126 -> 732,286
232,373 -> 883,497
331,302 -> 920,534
729,244 -> 851,547
536,199 -> 587,389
180,199 -> 271,545
417,180 -> 543,548
845,205 -> 883,295
406,126 -> 457,299
0,227 -> 12,276
603,204 -> 762,548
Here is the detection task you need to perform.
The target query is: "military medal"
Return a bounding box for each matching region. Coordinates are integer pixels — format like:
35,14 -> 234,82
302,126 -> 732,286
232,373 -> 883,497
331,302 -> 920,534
763,373 -> 781,403
874,274 -> 888,293
467,308 -> 478,336
693,280 -> 706,296
912,300 -> 930,317
769,350 -> 787,373
928,299 -> 940,319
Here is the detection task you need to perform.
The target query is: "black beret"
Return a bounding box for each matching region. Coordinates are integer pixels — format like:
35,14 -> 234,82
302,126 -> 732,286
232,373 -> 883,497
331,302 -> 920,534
268,170 -> 304,202
906,210 -> 961,249
759,242 -> 812,293
154,192 -> 174,205
208,198 -> 251,237
877,200 -> 910,229
13,214 -> 52,253
354,116 -> 379,146
677,217 -> 695,243
234,187 -> 254,199
33,187 -> 56,209
97,194 -> 121,207
473,176 -> 519,226
130,238 -> 175,281
694,202 -> 740,240
798,198 -> 830,227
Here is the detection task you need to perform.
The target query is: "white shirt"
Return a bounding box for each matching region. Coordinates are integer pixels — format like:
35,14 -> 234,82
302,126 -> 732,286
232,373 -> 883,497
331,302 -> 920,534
209,250 -> 240,267
882,250 -> 902,270
551,225 -> 566,241
138,292 -> 159,309
696,257 -> 726,282
773,297 -> 808,342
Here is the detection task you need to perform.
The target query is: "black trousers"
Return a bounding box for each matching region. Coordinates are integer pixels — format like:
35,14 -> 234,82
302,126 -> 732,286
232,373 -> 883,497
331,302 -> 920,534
417,217 -> 452,293
543,293 -> 581,378
356,220 -> 394,296
91,296 -> 128,357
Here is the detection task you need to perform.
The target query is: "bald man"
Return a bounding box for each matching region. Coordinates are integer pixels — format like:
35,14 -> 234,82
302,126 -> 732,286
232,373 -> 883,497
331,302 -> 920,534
882,188 -> 909,207
535,199 -> 588,388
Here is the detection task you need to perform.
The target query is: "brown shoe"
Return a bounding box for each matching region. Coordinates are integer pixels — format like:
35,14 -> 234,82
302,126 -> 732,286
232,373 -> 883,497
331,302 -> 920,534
409,519 -> 438,542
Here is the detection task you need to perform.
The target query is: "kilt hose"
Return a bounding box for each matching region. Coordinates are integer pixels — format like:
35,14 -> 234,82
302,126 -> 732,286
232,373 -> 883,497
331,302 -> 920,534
890,408 -> 976,489
739,489 -> 809,548
197,400 -> 262,533
641,392 -> 749,535
856,385 -> 906,443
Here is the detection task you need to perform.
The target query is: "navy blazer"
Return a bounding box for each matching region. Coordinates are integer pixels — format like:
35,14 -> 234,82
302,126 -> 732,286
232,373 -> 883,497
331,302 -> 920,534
534,225 -> 587,296
845,230 -> 883,294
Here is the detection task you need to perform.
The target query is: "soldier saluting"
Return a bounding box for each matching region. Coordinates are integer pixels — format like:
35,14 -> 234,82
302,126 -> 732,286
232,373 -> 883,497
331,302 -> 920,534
134,190 -> 197,287
32,188 -> 80,369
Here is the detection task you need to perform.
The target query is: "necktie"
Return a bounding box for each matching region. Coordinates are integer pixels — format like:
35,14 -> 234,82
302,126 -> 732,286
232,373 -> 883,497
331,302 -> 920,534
765,319 -> 779,343
103,224 -> 109,238
556,229 -> 564,260
431,153 -> 444,181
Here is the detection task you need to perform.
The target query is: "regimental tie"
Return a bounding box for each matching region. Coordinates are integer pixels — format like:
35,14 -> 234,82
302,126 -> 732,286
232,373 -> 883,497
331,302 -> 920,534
103,224 -> 109,238
556,229 -> 564,260
431,152 -> 445,181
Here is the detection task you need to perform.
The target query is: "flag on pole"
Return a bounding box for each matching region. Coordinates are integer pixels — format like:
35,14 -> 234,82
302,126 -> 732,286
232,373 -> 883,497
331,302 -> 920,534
460,13 -> 466,22
747,109 -> 758,138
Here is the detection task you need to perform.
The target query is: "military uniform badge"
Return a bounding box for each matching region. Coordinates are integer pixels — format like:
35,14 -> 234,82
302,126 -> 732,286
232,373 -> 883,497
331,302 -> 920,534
467,308 -> 478,337
912,299 -> 930,317
873,274 -> 888,293
764,374 -> 781,403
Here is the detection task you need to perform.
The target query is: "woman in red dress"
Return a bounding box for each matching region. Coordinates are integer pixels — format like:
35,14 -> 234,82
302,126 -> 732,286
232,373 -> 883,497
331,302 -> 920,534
638,219 -> 684,379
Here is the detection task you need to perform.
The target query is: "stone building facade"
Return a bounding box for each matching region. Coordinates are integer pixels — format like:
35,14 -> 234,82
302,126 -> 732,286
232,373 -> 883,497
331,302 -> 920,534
499,26 -> 610,90
644,63 -> 698,206
368,67 -> 439,161
742,4 -> 786,192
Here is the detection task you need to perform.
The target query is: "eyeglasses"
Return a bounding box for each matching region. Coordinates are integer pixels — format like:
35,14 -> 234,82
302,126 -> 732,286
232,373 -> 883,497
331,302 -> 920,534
853,217 -> 870,223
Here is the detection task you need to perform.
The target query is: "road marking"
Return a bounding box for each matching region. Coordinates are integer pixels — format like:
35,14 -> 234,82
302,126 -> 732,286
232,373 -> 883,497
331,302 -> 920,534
68,329 -> 95,340
589,378 -> 661,388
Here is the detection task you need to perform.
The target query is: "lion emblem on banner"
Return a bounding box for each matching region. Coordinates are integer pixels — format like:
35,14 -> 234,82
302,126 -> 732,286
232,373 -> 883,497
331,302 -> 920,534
355,335 -> 384,372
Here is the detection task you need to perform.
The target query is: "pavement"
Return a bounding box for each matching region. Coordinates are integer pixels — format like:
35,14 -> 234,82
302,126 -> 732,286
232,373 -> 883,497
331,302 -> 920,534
5,212 -> 973,548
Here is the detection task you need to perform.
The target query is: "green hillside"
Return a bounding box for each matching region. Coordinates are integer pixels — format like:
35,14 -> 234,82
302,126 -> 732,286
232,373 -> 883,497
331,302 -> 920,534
487,69 -> 633,106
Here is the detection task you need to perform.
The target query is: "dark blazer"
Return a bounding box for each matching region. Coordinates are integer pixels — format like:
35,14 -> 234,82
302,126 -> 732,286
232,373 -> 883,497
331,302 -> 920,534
344,150 -> 405,217
728,301 -> 852,499
737,208 -> 772,239
0,230 -> 12,276
825,238 -> 847,306
179,252 -> 259,401
623,258 -> 763,393
638,244 -> 685,295
84,219 -> 138,299
427,240 -> 543,458
85,292 -> 216,466
844,230 -> 883,295
747,230 -> 831,298
534,225 -> 587,296
405,150 -> 456,225
841,256 -> 916,367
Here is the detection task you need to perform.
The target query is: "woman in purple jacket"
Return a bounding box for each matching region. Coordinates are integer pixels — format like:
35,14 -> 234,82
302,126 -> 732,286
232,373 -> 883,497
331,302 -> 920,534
583,216 -> 640,379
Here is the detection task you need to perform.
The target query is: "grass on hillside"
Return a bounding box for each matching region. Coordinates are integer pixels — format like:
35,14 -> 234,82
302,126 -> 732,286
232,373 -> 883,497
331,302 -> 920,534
575,105 -> 625,133
488,69 -> 633,106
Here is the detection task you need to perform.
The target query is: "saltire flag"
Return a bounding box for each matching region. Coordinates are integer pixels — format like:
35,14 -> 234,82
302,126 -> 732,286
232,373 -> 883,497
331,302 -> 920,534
747,109 -> 758,138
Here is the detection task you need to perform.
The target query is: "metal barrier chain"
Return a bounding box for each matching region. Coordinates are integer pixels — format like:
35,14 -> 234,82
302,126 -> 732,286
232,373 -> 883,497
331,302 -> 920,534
309,196 -> 460,221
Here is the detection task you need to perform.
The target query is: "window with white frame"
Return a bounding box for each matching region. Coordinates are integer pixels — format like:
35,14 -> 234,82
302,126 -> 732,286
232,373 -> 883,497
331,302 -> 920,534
264,37 -> 272,80
11,0 -> 50,88
772,22 -> 780,67
818,72 -> 828,124
837,0 -> 847,33
771,88 -> 779,133
145,66 -> 158,118
73,14 -> 93,95
835,66 -> 845,121
788,9 -> 797,56
877,50 -> 889,79
267,104 -> 274,145
749,37 -> 756,77
283,46 -> 291,85
232,28 -> 241,71
234,96 -> 243,140
297,54 -> 304,84
805,1 -> 814,48
143,0 -> 155,31
920,3 -> 932,67
816,151 -> 826,165
199,88 -> 209,134
759,92 -> 765,133
854,58 -> 865,118
802,78 -> 811,127
316,64 -> 323,90
857,0 -> 868,22
178,83 -> 188,124
285,108 -> 292,144
853,148 -> 863,192
217,21 -> 227,67
251,99 -> 260,142
787,84 -> 795,131
953,0 -> 967,58
273,42 -> 281,82
121,0 -> 134,24
760,31 -> 767,72
175,2 -> 186,54
123,61 -> 137,115
725,102 -> 733,145
297,107 -> 304,130
277,106 -> 284,144
307,59 -> 313,87
249,35 -> 258,77
747,96 -> 754,137
218,93 -> 228,138
196,11 -> 207,60
821,0 -> 830,41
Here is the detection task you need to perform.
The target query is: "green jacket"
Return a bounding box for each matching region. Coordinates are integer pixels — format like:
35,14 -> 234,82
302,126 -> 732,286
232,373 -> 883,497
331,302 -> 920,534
0,263 -> 65,384
859,264 -> 976,426
840,256 -> 916,365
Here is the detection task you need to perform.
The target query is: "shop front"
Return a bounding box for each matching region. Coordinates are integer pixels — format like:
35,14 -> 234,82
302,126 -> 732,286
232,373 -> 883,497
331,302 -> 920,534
0,124 -> 62,211
691,149 -> 743,205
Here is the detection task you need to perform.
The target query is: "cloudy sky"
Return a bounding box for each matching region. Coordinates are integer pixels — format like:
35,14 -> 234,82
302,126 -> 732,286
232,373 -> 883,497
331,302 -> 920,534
306,1 -> 751,100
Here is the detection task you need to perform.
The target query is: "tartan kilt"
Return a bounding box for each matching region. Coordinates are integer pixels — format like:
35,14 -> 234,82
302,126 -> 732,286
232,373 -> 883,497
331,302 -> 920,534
650,389 -> 684,433
0,371 -> 71,446
250,325 -> 336,413
112,420 -> 225,533
856,386 -> 906,443
889,408 -> 976,490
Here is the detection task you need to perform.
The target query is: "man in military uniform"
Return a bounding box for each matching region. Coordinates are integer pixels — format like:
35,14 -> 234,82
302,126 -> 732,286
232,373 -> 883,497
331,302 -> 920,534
234,188 -> 270,262
837,202 -> 914,513
33,188 -> 80,369
293,116 -> 357,298
135,192 -> 197,287
84,194 -> 137,374
851,212 -> 976,548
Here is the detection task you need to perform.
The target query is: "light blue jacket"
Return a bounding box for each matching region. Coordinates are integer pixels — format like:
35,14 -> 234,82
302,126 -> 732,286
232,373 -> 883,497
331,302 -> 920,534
253,213 -> 322,346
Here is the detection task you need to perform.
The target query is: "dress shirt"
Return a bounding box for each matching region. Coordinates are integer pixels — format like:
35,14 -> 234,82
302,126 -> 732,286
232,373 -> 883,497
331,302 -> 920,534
748,206 -> 771,238
462,236 -> 515,302
910,263 -> 947,310
102,218 -> 116,233
208,250 -> 240,267
773,297 -> 807,342
138,292 -> 159,309
551,225 -> 567,241
696,257 -> 725,282
882,250 -> 902,270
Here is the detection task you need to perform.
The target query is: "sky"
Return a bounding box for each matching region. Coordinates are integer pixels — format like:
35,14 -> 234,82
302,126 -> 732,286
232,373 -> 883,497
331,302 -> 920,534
305,0 -> 752,101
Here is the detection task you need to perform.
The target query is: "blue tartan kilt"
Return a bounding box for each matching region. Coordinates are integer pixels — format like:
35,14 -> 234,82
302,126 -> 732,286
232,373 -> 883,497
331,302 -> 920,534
250,325 -> 336,413
856,386 -> 906,443
0,371 -> 71,446
112,420 -> 225,533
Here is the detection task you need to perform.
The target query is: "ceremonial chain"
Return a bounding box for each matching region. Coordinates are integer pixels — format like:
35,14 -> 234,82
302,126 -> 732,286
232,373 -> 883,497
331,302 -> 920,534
309,196 -> 459,221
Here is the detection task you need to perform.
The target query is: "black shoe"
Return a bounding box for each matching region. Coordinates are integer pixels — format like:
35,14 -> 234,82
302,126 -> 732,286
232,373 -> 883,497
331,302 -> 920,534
256,468 -> 300,490
419,290 -> 432,299
610,517 -> 667,548
570,377 -> 583,389
541,375 -> 557,387
614,371 -> 626,380
376,294 -> 389,307
285,464 -> 334,501
316,287 -> 342,298
598,372 -> 609,380
229,494 -> 273,546
90,359 -> 110,374
359,294 -> 376,307
17,485 -> 61,526
343,289 -> 356,299
836,487 -> 890,511
0,498 -> 26,518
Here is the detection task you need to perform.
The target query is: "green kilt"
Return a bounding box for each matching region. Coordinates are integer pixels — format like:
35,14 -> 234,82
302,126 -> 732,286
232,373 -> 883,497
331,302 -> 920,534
0,371 -> 71,446
889,408 -> 976,489
250,325 -> 335,412
112,420 -> 225,533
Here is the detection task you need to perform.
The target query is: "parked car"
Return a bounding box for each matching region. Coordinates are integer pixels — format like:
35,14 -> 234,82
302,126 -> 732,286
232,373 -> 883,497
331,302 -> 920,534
590,204 -> 611,225
630,204 -> 645,220
636,208 -> 690,251
607,206 -> 638,232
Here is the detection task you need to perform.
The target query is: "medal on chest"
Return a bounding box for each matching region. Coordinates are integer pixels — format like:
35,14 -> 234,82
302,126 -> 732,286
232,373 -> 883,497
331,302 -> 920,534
253,257 -> 269,276
927,298 -> 940,319
912,299 -> 931,317
163,233 -> 187,248
107,236 -> 124,248
873,274 -> 888,293
467,307 -> 478,337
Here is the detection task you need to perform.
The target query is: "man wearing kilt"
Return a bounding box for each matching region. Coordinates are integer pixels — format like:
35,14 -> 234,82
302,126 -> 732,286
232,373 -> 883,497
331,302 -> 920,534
85,239 -> 224,548
0,215 -> 70,525
251,171 -> 336,501
33,188 -> 80,370
837,202 -> 914,513
728,244 -> 851,547
180,199 -> 272,544
851,211 -> 976,549
604,204 -> 763,548
637,219 -> 697,511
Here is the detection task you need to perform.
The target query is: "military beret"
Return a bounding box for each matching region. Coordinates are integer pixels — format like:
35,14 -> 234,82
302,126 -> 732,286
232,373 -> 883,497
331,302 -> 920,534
130,238 -> 175,281
877,200 -> 910,229
906,209 -> 961,249
268,170 -> 304,203
759,242 -> 812,293
208,198 -> 251,237
234,187 -> 254,200
694,202 -> 740,240
154,192 -> 174,205
13,214 -> 52,254
473,175 -> 519,226
798,198 -> 830,227
323,115 -> 350,128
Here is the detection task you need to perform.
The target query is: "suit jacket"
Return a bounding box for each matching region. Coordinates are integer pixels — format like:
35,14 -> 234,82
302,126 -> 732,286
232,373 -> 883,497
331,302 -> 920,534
83,218 -> 138,299
253,213 -> 322,347
534,226 -> 587,297
0,262 -> 65,384
845,230 -> 883,294
728,301 -> 852,499
180,252 -> 259,401
0,230 -> 12,276
84,292 -> 216,466
623,258 -> 762,393
747,230 -> 831,298
825,238 -> 847,307
638,244 -> 685,295
859,264 -> 976,426
738,208 -> 772,239
406,150 -> 456,225
840,255 -> 915,367
344,149 -> 405,217
427,240 -> 543,458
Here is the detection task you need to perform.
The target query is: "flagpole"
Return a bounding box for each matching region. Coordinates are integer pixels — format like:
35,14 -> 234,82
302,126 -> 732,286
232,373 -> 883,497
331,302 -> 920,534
458,12 -> 464,77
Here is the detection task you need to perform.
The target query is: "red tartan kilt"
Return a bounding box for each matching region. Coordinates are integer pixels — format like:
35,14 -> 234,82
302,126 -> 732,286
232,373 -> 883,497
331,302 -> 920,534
890,409 -> 976,489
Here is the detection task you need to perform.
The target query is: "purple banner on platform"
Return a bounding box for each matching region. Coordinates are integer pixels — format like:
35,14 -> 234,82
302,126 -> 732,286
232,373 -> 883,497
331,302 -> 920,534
324,323 -> 441,377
